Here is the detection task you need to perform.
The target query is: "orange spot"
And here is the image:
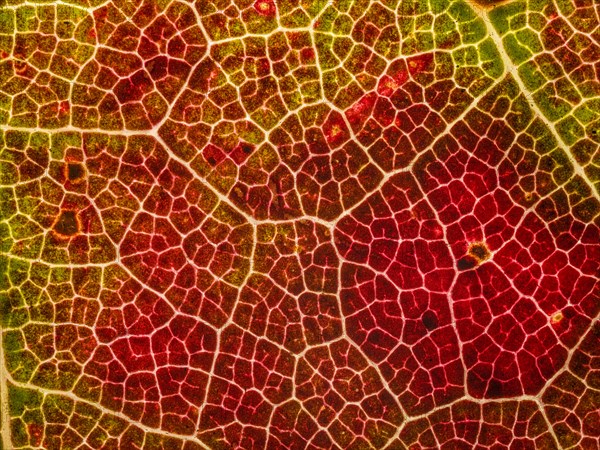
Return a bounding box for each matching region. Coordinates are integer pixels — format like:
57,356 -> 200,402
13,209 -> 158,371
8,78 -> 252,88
14,61 -> 29,75
386,78 -> 400,90
551,311 -> 563,324
467,241 -> 491,263
523,191 -> 538,205
458,242 -> 491,271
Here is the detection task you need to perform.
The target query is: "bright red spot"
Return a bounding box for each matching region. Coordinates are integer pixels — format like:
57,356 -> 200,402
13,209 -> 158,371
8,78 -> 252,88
345,92 -> 377,129
407,53 -> 434,76
300,48 -> 315,63
323,111 -> 350,148
378,61 -> 409,96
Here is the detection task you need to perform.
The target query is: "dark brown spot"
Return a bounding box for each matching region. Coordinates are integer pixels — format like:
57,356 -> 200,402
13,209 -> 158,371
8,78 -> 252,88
469,242 -> 491,262
486,379 -> 504,398
457,256 -> 478,271
54,211 -> 79,236
67,163 -> 84,180
421,310 -> 438,331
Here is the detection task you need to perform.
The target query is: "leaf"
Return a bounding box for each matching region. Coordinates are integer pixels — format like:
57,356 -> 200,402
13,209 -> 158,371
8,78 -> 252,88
1,0 -> 599,448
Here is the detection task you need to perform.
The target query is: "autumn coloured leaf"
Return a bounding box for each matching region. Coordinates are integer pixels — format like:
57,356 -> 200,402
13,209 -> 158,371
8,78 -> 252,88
0,0 -> 599,449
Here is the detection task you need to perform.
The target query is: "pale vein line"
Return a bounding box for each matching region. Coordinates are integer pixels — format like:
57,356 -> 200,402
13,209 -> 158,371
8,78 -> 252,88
4,372 -> 210,448
475,6 -> 599,202
0,327 -> 13,450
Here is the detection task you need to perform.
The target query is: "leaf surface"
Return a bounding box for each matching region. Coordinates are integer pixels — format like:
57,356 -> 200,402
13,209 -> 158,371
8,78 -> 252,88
1,0 -> 599,448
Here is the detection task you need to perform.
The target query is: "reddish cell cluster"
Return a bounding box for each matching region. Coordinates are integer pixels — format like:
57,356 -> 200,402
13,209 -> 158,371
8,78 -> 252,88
1,0 -> 599,449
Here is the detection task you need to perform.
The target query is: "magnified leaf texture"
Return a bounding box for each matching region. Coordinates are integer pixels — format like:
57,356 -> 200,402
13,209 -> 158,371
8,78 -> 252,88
0,0 -> 599,449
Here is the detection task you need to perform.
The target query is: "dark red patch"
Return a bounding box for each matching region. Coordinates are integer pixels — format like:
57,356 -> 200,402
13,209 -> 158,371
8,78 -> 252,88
54,210 -> 80,237
203,144 -> 227,167
345,93 -> 377,131
300,48 -> 315,63
322,111 -> 350,148
230,142 -> 254,164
